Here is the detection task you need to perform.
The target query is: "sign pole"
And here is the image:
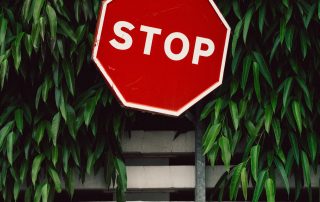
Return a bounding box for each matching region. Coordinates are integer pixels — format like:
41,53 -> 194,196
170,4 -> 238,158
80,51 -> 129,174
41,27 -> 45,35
195,104 -> 206,202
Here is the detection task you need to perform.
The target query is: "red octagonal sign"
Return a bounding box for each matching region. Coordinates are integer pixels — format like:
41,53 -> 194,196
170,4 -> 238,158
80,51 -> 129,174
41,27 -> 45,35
92,0 -> 231,116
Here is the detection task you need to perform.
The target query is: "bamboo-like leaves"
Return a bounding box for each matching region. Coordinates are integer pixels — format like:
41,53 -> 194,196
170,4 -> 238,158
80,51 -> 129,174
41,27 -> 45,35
243,7 -> 253,44
251,145 -> 260,182
240,167 -> 248,200
292,101 -> 303,134
46,4 -> 57,48
203,123 -> 221,154
48,167 -> 62,193
301,151 -> 311,188
32,154 -> 44,186
265,178 -> 275,202
219,136 -> 231,172
229,163 -> 244,200
274,158 -> 290,195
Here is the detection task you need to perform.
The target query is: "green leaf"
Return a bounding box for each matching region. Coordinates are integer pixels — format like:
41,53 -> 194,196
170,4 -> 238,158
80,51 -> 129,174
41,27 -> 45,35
13,180 -> 21,202
31,21 -> 41,50
231,50 -> 241,74
274,158 -> 290,195
33,121 -> 46,145
46,4 -> 57,47
66,169 -> 75,197
229,101 -> 239,130
243,7 -> 254,43
292,101 -> 303,134
32,0 -> 45,21
114,158 -> 127,192
48,167 -> 62,193
252,170 -> 267,202
318,1 -> 320,19
282,78 -> 293,109
272,119 -> 281,146
285,26 -> 294,52
302,4 -> 316,28
41,183 -> 49,202
251,145 -> 260,182
58,18 -> 77,43
62,145 -> 69,174
14,108 -> 24,133
232,20 -> 243,56
232,1 -> 242,19
22,0 -> 32,22
12,32 -> 24,71
0,121 -> 14,149
258,5 -> 266,33
34,183 -> 43,202
0,59 -> 8,90
51,146 -> 59,166
270,36 -> 280,62
0,17 -> 8,54
241,55 -> 252,90
265,178 -> 275,202
7,132 -> 14,165
241,167 -> 248,200
264,104 -> 273,133
219,136 -> 231,172
32,154 -> 44,186
296,77 -> 312,111
253,52 -> 273,87
84,97 -> 98,126
24,187 -> 32,202
282,0 -> 289,7
301,151 -> 311,188
207,143 -> 219,167
62,61 -> 75,96
288,132 -> 300,165
203,123 -> 221,154
253,62 -> 261,102
307,133 -> 317,162
229,163 -> 244,200
75,24 -> 87,44
50,112 -> 61,146
24,34 -> 33,56
280,19 -> 286,44
86,152 -> 95,175
19,160 -> 28,183
200,101 -> 214,121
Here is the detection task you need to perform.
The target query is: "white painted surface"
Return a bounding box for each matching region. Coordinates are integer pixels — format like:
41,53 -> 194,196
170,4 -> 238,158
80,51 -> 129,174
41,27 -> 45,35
122,131 -> 195,154
75,166 -> 320,190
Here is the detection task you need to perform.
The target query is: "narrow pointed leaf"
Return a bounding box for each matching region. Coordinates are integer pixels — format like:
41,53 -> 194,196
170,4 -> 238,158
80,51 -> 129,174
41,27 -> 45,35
292,101 -> 303,134
219,136 -> 231,172
265,178 -> 275,202
252,170 -> 267,202
251,145 -> 260,182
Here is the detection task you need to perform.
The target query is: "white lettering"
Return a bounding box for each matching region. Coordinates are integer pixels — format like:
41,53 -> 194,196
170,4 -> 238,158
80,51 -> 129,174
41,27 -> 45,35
192,37 -> 215,65
164,32 -> 190,61
140,25 -> 162,55
109,21 -> 135,50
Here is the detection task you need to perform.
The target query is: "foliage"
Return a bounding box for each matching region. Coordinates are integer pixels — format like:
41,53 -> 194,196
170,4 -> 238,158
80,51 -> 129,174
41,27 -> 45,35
0,0 -> 319,201
0,0 -> 129,201
202,0 -> 320,201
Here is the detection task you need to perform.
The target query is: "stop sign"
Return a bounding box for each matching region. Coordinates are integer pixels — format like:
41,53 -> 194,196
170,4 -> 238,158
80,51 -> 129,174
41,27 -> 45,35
92,0 -> 230,116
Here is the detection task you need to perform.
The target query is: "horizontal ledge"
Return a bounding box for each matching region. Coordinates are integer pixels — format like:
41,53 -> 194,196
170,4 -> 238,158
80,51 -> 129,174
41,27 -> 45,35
75,166 -> 320,190
122,131 -> 195,154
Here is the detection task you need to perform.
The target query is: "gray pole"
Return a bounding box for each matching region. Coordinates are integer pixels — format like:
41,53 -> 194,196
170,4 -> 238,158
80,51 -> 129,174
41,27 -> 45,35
195,105 -> 206,202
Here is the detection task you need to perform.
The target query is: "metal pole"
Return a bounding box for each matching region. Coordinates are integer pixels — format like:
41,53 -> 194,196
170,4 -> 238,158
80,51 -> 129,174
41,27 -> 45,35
195,105 -> 206,202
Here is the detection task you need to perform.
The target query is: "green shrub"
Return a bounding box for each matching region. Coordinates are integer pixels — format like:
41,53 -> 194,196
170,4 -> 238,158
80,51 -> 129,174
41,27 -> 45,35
202,1 -> 320,201
0,0 -> 319,202
0,1 -> 128,201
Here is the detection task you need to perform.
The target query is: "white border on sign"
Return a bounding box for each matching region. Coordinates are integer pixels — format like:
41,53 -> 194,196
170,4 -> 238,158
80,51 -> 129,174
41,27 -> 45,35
92,0 -> 231,117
